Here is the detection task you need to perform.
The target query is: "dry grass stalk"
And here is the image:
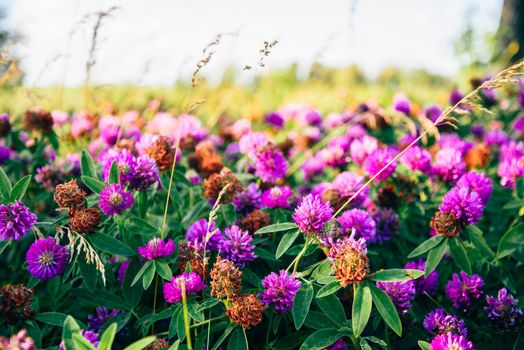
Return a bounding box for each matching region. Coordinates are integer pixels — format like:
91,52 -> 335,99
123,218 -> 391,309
192,33 -> 233,88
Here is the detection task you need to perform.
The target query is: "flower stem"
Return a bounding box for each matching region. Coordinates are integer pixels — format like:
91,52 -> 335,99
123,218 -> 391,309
181,279 -> 193,350
290,237 -> 312,273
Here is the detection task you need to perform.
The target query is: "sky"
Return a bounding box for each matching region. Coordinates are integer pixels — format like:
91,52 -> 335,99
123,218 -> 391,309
3,0 -> 503,87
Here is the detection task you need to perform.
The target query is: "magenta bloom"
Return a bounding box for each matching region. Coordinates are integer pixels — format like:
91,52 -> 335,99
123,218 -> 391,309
98,184 -> 135,216
400,145 -> 432,173
350,135 -> 378,166
376,280 -> 416,315
138,238 -> 176,260
331,171 -> 369,207
129,155 -> 160,191
261,186 -> 293,208
233,183 -> 263,214
404,259 -> 438,295
423,104 -> 442,123
337,209 -> 376,241
393,93 -> 411,115
498,157 -> 524,189
292,194 -> 333,236
60,330 -> 99,350
430,332 -> 473,350
117,260 -> 130,284
101,148 -> 135,184
260,270 -> 301,312
26,237 -> 69,280
265,112 -> 284,128
88,307 -> 123,331
254,149 -> 288,183
364,148 -> 397,181
456,171 -> 492,205
484,288 -> 523,331
432,148 -> 466,183
445,271 -> 484,310
163,272 -> 206,303
423,308 -> 468,336
186,219 -> 222,252
485,129 -> 509,147
440,187 -> 484,226
0,201 -> 37,241
218,225 -> 256,266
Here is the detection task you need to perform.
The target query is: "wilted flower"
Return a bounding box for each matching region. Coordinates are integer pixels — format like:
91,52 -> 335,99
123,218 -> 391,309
0,201 -> 37,241
376,280 -> 416,315
464,143 -> 490,169
69,208 -> 100,234
203,167 -> 242,203
445,272 -> 484,311
219,225 -> 256,266
429,332 -> 473,350
329,232 -> 369,286
138,238 -> 176,260
292,194 -> 333,236
145,137 -> 177,171
238,209 -> 271,234
87,307 -> 123,331
423,308 -> 468,336
23,109 -> 53,132
0,284 -> 34,324
260,270 -> 301,312
98,183 -> 135,216
26,237 -> 69,281
484,288 -> 523,332
54,179 -> 87,209
210,257 -> 242,299
146,338 -> 171,350
226,294 -> 267,329
163,272 -> 206,303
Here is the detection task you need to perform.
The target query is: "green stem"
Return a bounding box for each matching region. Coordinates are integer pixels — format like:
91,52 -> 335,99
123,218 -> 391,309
290,237 -> 312,273
181,280 -> 193,350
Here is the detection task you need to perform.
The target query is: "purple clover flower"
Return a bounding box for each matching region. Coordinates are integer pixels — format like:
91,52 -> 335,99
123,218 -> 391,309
233,183 -> 263,214
404,258 -> 438,295
432,148 -> 466,183
376,280 -> 416,315
26,237 -> 69,281
423,308 -> 468,336
364,148 -> 397,181
456,171 -> 493,205
163,272 -> 206,303
0,201 -> 37,241
101,148 -> 135,184
400,145 -> 432,173
337,209 -> 376,241
445,271 -> 484,311
292,194 -> 333,236
430,332 -> 473,350
218,225 -> 256,266
369,208 -> 399,244
98,184 -> 135,216
129,155 -> 160,191
484,288 -> 523,331
261,186 -> 293,208
332,172 -> 369,207
254,149 -> 288,183
186,219 -> 223,252
87,307 -> 123,331
260,270 -> 301,312
138,238 -> 176,260
440,187 -> 484,226
60,330 -> 99,350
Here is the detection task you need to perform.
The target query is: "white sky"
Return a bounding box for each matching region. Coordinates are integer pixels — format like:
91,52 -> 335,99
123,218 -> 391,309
4,0 -> 502,87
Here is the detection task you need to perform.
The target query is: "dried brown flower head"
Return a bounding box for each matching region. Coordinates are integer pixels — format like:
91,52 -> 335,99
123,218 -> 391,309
210,257 -> 242,299
203,168 -> 241,203
188,141 -> 224,178
321,188 -> 346,212
376,183 -> 398,209
331,247 -> 369,287
0,284 -> 35,325
238,209 -> 271,234
177,242 -> 207,279
146,338 -> 170,350
116,139 -> 137,155
430,211 -> 463,237
69,208 -> 100,234
145,137 -> 175,171
54,179 -> 87,210
23,109 -> 54,133
465,143 -> 490,169
226,294 -> 267,329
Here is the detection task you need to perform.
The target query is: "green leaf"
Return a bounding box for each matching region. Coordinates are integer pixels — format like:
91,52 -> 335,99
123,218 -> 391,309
34,312 -> 67,326
72,289 -> 129,310
299,328 -> 340,350
369,284 -> 402,336
211,324 -> 236,350
62,316 -> 82,350
227,326 -> 248,350
167,340 -> 180,350
315,282 -> 341,298
132,261 -> 153,287
123,336 -> 157,350
143,262 -> 156,290
352,283 -> 372,337
126,217 -> 159,234
293,282 -> 313,330
47,131 -> 60,150
418,341 -> 431,350
276,230 -> 300,259
0,166 -> 12,200
371,269 -> 424,282
78,254 -> 98,292
502,199 -> 524,210
316,294 -> 346,326
123,259 -> 145,309
465,225 -> 495,259
407,235 -> 445,258
0,240 -> 8,256
497,223 -> 524,259
98,323 -> 117,350
424,238 -> 448,277
448,237 -> 472,274
155,261 -> 173,281
10,175 -> 31,201
89,233 -> 134,257
81,149 -> 98,178
108,161 -> 120,184
81,176 -> 106,194
72,333 -> 97,350
255,222 -> 298,235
